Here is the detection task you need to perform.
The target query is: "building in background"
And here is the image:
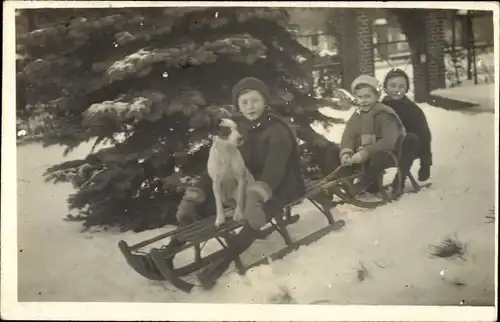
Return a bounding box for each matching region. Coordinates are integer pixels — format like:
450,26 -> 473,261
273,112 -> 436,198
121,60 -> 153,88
288,8 -> 338,56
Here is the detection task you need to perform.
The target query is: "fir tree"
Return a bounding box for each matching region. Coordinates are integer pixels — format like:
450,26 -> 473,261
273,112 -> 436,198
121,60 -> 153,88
17,7 -> 345,232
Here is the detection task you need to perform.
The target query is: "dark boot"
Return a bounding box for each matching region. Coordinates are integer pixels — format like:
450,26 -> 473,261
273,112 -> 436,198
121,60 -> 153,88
418,165 -> 431,181
196,224 -> 258,289
342,177 -> 371,197
366,182 -> 381,194
335,165 -> 365,197
161,237 -> 186,269
354,152 -> 394,197
197,258 -> 232,290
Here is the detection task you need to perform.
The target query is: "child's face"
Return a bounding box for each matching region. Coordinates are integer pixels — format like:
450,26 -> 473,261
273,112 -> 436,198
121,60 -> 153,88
237,89 -> 266,121
354,86 -> 378,111
385,76 -> 408,100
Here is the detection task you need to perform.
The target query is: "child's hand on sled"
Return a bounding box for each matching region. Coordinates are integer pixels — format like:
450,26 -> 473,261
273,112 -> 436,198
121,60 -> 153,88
244,183 -> 271,230
340,153 -> 352,166
346,150 -> 369,165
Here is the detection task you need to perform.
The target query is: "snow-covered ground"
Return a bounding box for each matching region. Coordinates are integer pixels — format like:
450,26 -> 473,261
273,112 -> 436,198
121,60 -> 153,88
432,81 -> 496,112
8,80 -> 496,321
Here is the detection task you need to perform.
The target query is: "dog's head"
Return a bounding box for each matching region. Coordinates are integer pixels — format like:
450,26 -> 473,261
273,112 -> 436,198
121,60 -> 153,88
210,108 -> 244,147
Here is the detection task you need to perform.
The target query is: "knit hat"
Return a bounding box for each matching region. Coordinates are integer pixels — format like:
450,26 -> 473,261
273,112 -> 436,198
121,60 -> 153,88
232,77 -> 271,108
383,68 -> 410,94
350,74 -> 382,95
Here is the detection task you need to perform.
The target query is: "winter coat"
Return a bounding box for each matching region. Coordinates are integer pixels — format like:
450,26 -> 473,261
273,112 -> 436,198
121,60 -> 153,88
186,109 -> 306,223
382,95 -> 433,167
339,102 -> 406,160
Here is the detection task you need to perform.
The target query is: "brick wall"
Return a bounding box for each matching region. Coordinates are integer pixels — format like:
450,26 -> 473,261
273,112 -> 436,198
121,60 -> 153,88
425,10 -> 446,92
339,9 -> 375,89
356,11 -> 375,76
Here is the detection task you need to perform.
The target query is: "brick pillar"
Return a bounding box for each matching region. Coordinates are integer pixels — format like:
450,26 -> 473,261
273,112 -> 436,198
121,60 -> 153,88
425,10 -> 446,92
357,11 -> 375,77
403,9 -> 446,103
411,35 -> 428,103
339,9 -> 375,90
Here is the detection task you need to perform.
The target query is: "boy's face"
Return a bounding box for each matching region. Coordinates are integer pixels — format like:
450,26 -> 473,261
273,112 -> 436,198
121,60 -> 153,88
354,86 -> 378,111
385,76 -> 408,100
237,89 -> 266,121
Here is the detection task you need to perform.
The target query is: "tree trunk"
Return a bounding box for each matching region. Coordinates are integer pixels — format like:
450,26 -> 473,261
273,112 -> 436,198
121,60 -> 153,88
392,9 -> 429,102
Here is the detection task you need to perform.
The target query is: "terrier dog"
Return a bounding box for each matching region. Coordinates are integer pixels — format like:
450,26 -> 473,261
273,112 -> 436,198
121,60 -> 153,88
207,108 -> 255,227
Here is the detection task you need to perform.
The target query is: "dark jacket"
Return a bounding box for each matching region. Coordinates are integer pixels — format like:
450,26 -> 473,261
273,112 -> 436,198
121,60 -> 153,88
188,109 -> 306,213
382,95 -> 433,166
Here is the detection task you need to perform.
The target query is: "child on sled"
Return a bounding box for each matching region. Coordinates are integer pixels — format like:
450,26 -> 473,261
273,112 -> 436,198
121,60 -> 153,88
338,74 -> 420,198
381,68 -> 433,182
162,77 -> 316,290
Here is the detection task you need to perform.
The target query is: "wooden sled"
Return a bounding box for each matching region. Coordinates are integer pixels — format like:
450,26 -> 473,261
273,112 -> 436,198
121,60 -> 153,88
329,151 -> 433,208
118,166 -> 358,293
118,156 -> 431,293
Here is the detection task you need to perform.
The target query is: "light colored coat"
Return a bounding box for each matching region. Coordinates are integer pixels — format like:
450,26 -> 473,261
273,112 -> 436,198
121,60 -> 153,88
340,102 -> 407,159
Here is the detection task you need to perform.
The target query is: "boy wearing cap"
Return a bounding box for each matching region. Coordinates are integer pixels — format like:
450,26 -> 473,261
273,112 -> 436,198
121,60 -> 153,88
381,68 -> 433,182
339,74 -> 420,197
165,77 -> 309,289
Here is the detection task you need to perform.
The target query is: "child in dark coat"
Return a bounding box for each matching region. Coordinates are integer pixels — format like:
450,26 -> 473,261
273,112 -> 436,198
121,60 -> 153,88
167,77 -> 308,289
381,68 -> 433,182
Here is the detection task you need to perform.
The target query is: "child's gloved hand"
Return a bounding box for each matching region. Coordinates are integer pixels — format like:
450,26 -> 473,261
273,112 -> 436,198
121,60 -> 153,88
418,165 -> 431,181
244,183 -> 272,230
175,198 -> 199,225
175,187 -> 205,225
340,153 -> 352,166
348,150 -> 369,165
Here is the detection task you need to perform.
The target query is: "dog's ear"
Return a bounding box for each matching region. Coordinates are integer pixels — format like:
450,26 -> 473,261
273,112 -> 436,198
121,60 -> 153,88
208,116 -> 233,140
208,116 -> 222,135
218,107 -> 233,118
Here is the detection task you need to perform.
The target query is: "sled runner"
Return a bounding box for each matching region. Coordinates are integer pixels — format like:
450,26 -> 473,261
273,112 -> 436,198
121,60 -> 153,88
330,151 -> 432,207
118,154 -> 431,293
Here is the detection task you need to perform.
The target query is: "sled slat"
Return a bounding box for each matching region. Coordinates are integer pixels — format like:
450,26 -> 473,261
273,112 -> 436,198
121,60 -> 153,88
172,215 -> 301,277
128,215 -> 216,251
176,218 -> 242,241
163,214 -> 301,256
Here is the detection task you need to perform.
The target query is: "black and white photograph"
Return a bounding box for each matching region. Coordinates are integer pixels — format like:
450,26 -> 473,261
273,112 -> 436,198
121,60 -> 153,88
2,1 -> 498,321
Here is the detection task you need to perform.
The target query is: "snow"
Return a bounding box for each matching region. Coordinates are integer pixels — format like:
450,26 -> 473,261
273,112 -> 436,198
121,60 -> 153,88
8,82 -> 497,319
432,81 -> 496,112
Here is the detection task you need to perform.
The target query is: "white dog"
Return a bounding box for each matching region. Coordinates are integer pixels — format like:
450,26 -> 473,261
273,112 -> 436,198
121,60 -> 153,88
207,109 -> 255,227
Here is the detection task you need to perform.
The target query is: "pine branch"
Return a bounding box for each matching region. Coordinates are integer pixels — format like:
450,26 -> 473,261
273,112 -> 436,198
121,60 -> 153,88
21,34 -> 269,107
18,8 -> 306,89
105,34 -> 267,83
18,8 -> 290,67
19,9 -> 169,55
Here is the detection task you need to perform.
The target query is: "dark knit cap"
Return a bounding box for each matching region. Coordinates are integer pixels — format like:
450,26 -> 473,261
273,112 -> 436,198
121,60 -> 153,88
383,68 -> 410,93
232,77 -> 271,107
